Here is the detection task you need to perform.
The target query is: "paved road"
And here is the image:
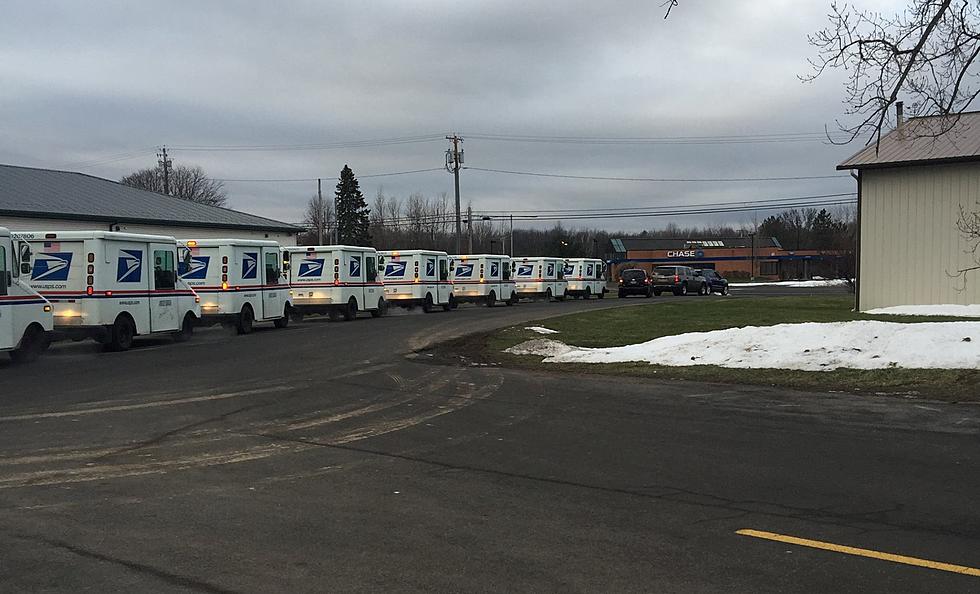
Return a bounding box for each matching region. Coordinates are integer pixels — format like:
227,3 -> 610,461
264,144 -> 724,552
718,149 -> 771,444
0,293 -> 977,592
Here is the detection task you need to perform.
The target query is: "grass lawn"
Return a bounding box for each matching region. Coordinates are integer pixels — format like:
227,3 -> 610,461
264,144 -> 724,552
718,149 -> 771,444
472,295 -> 980,402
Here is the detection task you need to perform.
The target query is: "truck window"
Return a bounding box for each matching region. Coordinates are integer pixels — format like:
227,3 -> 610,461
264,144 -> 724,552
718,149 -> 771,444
265,252 -> 280,285
0,245 -> 7,295
366,256 -> 378,282
654,266 -> 674,276
154,250 -> 176,290
439,259 -> 449,281
502,262 -> 511,281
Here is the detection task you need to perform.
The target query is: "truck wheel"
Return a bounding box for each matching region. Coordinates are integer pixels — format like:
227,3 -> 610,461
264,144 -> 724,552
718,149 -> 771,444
486,290 -> 496,307
598,288 -> 605,299
721,285 -> 729,296
585,287 -> 592,299
173,313 -> 195,342
107,316 -> 135,351
274,307 -> 290,328
506,292 -> 517,306
343,297 -> 358,321
700,283 -> 709,296
371,297 -> 387,318
545,288 -> 553,302
423,293 -> 434,313
237,306 -> 254,335
675,283 -> 688,297
442,295 -> 455,312
328,309 -> 342,321
9,324 -> 47,363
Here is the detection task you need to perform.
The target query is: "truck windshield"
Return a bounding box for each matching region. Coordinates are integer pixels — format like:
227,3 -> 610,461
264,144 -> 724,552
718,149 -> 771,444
0,244 -> 7,296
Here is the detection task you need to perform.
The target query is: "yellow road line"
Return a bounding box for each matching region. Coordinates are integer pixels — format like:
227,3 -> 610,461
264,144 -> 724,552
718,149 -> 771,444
737,529 -> 980,578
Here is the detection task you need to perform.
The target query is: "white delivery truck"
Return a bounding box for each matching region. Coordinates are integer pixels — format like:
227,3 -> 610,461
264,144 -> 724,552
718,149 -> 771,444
514,257 -> 568,301
379,250 -> 454,312
19,231 -> 201,351
563,258 -> 607,299
449,254 -> 518,307
1,228 -> 53,362
282,245 -> 386,321
178,239 -> 291,333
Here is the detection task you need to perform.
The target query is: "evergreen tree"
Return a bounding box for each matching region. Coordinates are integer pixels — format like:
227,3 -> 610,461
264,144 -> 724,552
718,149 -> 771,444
811,209 -> 843,250
334,164 -> 371,245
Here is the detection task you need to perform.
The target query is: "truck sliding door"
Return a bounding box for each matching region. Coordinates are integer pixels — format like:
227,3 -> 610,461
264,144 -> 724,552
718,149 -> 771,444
438,257 -> 451,303
150,244 -> 179,332
0,243 -> 10,348
262,249 -> 284,320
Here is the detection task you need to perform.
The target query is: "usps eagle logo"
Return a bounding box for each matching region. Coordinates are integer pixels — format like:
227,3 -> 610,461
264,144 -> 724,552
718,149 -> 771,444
455,263 -> 474,278
242,252 -> 258,279
349,256 -> 361,278
490,262 -> 499,277
385,261 -> 407,278
31,252 -> 73,281
517,264 -> 534,277
116,250 -> 143,283
298,258 -> 324,278
547,263 -> 555,276
426,259 -> 436,277
179,256 -> 210,279
563,264 -> 574,276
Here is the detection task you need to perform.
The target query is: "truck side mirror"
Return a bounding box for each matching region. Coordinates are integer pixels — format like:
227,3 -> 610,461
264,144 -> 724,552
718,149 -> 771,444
19,243 -> 32,263
181,249 -> 192,269
5,271 -> 11,287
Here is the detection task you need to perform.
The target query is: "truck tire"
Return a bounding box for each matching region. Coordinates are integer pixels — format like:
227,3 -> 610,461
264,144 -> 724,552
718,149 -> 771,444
545,288 -> 553,302
506,292 -> 517,306
598,288 -> 605,299
371,297 -> 387,318
674,283 -> 688,297
173,313 -> 195,342
274,307 -> 290,328
9,324 -> 47,363
486,290 -> 496,307
699,283 -> 709,296
442,295 -> 455,312
343,297 -> 358,321
585,287 -> 592,299
107,315 -> 136,351
237,306 -> 254,335
423,293 -> 434,313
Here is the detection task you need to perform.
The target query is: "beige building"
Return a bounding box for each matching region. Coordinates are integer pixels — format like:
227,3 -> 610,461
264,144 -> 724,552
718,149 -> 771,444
839,111 -> 980,310
0,163 -> 299,245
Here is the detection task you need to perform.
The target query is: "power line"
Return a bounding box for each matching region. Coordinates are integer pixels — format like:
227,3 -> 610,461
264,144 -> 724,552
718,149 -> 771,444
215,167 -> 443,183
461,131 -> 850,145
464,166 -> 850,183
169,134 -> 445,152
474,193 -> 858,214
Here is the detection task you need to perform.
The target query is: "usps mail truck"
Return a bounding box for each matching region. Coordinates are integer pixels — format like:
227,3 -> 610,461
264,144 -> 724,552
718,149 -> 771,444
379,250 -> 454,312
283,245 -> 385,320
178,239 -> 291,333
1,228 -> 53,362
449,254 -> 518,307
563,258 -> 606,299
19,231 -> 201,351
514,257 -> 568,301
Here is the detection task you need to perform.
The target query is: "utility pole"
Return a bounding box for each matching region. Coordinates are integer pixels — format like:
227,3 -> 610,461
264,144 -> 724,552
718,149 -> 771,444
750,232 -> 756,280
157,146 -> 172,195
316,178 -> 324,245
510,214 -> 514,256
445,134 -> 464,254
466,204 -> 473,254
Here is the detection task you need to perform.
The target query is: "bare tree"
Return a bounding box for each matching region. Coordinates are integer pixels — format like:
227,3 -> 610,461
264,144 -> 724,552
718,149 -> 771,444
806,0 -> 980,148
121,164 -> 228,207
953,200 -> 980,284
300,194 -> 334,245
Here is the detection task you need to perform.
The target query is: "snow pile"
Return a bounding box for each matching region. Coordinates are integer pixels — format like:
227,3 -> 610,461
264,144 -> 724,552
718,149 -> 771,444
866,304 -> 980,318
731,279 -> 850,288
504,321 -> 980,371
525,326 -> 560,335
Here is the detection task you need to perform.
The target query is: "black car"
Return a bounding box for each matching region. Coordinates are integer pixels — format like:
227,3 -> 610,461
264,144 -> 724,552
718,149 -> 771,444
695,269 -> 729,295
618,268 -> 652,298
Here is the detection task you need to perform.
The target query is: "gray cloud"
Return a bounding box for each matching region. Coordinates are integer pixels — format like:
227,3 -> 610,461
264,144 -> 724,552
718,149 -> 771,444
0,0 -> 896,230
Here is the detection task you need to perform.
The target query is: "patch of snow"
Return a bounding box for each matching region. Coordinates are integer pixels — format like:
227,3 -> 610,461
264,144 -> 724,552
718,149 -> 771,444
730,279 -> 849,288
866,304 -> 980,318
525,326 -> 560,334
505,338 -> 575,358
505,321 -> 980,371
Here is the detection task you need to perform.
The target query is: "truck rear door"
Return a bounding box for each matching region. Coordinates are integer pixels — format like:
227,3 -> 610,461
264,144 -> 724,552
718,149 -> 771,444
0,241 -> 11,348
261,248 -> 285,319
150,243 -> 179,332
438,257 -> 451,303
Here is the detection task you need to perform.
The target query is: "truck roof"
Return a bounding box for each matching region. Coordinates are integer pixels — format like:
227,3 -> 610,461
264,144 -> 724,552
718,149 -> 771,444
563,257 -> 603,263
380,249 -> 449,257
450,253 -> 510,259
179,238 -> 281,248
282,245 -> 377,253
516,256 -> 562,262
14,230 -> 178,243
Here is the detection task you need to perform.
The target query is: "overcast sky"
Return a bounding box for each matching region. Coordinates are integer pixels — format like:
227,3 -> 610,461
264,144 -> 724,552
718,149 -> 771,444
0,0 -> 903,232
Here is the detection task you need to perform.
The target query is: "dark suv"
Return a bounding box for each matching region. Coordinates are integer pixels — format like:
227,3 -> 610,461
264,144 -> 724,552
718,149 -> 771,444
695,269 -> 729,295
618,268 -> 652,298
651,265 -> 707,296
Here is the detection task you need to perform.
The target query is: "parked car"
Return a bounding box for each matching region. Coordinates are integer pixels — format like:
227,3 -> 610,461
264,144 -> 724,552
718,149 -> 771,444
695,269 -> 729,295
651,265 -> 708,296
617,268 -> 652,298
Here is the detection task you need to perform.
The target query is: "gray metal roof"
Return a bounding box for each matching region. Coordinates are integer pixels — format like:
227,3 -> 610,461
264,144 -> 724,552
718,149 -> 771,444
612,237 -> 781,252
838,111 -> 980,170
0,163 -> 299,232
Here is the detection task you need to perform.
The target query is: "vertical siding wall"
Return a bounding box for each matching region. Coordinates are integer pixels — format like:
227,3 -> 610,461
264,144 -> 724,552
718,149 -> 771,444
861,163 -> 980,309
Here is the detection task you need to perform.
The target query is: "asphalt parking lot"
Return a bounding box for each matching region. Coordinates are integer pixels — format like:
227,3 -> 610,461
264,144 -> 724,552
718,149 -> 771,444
1,288 -> 978,592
